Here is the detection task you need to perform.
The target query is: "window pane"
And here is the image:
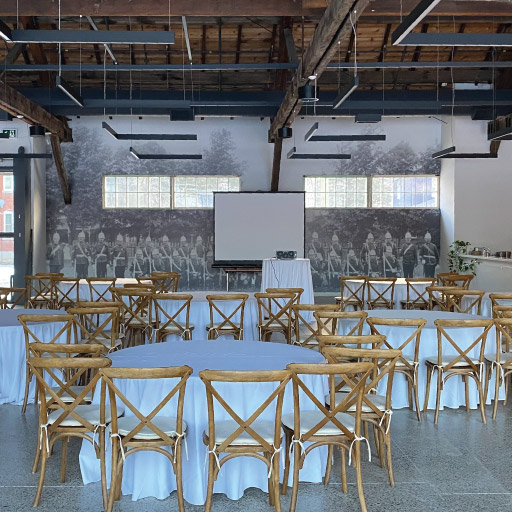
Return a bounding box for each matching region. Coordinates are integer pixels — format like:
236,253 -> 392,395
160,193 -> 171,208
127,176 -> 138,191
370,176 -> 439,209
116,177 -> 126,192
105,177 -> 115,193
149,177 -> 160,192
103,175 -> 172,209
127,193 -> 137,208
160,177 -> 171,191
149,193 -> 160,208
116,193 -> 127,208
138,194 -> 148,208
138,177 -> 148,192
105,193 -> 115,208
173,175 -> 239,209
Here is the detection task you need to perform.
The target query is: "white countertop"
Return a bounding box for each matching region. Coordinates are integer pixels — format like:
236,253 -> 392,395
461,254 -> 512,263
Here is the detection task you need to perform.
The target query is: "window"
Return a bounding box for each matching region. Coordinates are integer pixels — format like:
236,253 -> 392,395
2,175 -> 13,193
372,176 -> 439,208
103,176 -> 172,209
173,176 -> 240,208
3,211 -> 13,233
305,176 -> 368,208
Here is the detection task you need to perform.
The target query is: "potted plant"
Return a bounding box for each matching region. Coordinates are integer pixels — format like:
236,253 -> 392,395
447,240 -> 479,275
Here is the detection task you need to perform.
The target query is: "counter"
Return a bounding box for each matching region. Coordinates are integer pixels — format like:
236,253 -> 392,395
460,254 -> 512,292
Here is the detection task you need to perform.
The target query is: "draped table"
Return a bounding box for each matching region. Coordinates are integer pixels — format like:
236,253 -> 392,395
79,340 -> 327,505
0,308 -> 67,405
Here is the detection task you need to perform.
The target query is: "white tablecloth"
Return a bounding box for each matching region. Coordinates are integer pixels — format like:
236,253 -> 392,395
0,309 -> 67,405
261,259 -> 314,305
339,309 -> 498,410
79,340 -> 327,505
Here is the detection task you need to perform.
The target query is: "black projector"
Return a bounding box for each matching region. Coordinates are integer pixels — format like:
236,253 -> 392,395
276,251 -> 297,260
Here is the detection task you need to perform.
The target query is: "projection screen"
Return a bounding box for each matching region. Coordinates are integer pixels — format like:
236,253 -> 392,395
214,192 -> 305,266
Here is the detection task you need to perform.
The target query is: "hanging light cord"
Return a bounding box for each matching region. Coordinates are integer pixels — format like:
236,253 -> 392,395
349,11 -> 358,77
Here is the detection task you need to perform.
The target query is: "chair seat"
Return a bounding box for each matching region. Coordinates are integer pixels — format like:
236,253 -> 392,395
484,353 -> 512,364
47,404 -> 124,427
159,324 -> 195,334
45,386 -> 93,403
116,415 -> 187,440
206,419 -> 277,446
260,320 -> 289,330
282,410 -> 355,436
207,322 -> 241,331
425,356 -> 481,367
324,393 -> 387,412
395,359 -> 416,368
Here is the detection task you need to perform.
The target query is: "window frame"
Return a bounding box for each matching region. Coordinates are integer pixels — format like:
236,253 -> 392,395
3,211 -> 13,233
172,175 -> 241,210
2,174 -> 13,193
304,175 -> 369,209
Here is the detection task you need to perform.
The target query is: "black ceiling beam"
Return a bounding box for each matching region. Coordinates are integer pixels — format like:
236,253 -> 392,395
395,33 -> 512,47
129,147 -> 202,160
102,122 -> 197,140
287,146 -> 351,159
391,0 -> 441,45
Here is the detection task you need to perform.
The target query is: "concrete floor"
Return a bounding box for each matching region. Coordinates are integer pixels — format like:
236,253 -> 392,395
1,401 -> 511,512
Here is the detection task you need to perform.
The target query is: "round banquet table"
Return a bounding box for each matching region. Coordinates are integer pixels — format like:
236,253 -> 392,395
79,340 -> 327,505
339,309 -> 499,410
0,308 -> 68,405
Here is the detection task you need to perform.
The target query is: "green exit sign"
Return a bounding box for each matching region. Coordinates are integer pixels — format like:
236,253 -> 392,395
2,129 -> 17,138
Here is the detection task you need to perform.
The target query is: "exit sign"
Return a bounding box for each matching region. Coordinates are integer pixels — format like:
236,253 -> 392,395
2,129 -> 17,138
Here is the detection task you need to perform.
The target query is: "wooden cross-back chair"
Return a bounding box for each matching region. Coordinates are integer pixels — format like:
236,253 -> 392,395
321,347 -> 401,488
68,305 -> 122,352
18,313 -> 75,414
199,369 -> 290,512
152,293 -> 194,342
100,365 -> 192,512
400,278 -> 436,310
28,351 -> 112,508
366,317 -> 426,421
426,286 -> 459,311
484,317 -> 512,420
137,275 -> 169,293
438,273 -> 474,289
435,272 -> 457,284
25,275 -> 57,309
313,310 -> 368,337
282,362 -> 373,512
206,293 -> 249,340
150,271 -> 181,292
336,276 -> 366,311
51,277 -> 81,310
110,287 -> 154,347
292,304 -> 339,349
86,277 -> 117,302
423,319 -> 493,424
489,293 -> 512,317
366,277 -> 397,310
0,286 -> 26,308
317,334 -> 386,352
266,287 -> 303,305
254,292 -> 295,343
445,289 -> 485,315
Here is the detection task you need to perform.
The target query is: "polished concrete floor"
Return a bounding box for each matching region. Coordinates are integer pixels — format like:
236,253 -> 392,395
1,402 -> 511,512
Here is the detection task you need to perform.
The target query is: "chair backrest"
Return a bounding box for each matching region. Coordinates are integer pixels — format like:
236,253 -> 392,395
438,273 -> 474,289
152,293 -> 193,339
254,292 -> 295,332
25,275 -> 56,307
490,293 -> 512,316
366,277 -> 397,308
286,362 -> 372,441
199,369 -> 290,452
265,288 -> 303,306
366,317 -> 426,367
317,334 -> 386,351
100,365 -> 192,446
338,276 -> 366,310
137,276 -> 168,293
434,319 -> 493,372
445,289 -> 485,315
0,286 -> 26,308
494,317 -> 512,363
86,277 -> 117,302
123,283 -> 155,291
426,286 -> 460,311
110,287 -> 153,329
292,304 -> 339,348
206,293 -> 249,334
68,305 -> 121,350
52,277 -> 81,309
405,278 -> 436,307
435,272 -> 458,285
150,272 -> 181,292
492,304 -> 512,320
313,310 -> 368,336
322,346 -> 401,413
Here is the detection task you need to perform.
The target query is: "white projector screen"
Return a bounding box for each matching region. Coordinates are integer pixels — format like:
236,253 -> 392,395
214,192 -> 305,265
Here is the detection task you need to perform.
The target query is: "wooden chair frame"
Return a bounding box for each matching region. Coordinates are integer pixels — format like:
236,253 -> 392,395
206,293 -> 249,340
401,278 -> 436,310
282,362 -> 372,512
490,293 -> 512,316
423,319 -> 493,424
337,276 -> 366,311
426,286 -> 460,311
199,369 -> 290,512
438,273 -> 474,289
0,286 -> 26,308
29,352 -> 111,507
254,292 -> 295,343
18,313 -> 75,414
150,271 -> 181,292
86,277 -> 117,302
25,275 -> 57,309
100,365 -> 192,512
313,310 -> 368,337
152,293 -> 194,341
317,334 -> 386,352
445,289 -> 485,315
51,277 -> 81,310
292,304 -> 339,349
366,277 -> 397,310
366,317 -> 426,421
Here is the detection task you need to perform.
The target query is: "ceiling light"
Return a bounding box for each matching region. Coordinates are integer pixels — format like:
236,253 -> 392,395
287,147 -> 351,159
298,85 -> 319,103
432,146 -> 456,159
103,122 -> 197,140
130,147 -> 202,160
0,20 -> 12,42
56,76 -> 84,107
392,0 -> 442,45
333,75 -> 359,109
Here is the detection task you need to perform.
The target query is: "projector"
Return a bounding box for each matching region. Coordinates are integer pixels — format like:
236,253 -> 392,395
276,251 -> 297,260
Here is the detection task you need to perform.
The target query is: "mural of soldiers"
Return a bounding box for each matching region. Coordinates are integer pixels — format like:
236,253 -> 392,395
195,235 -> 205,259
160,235 -> 173,272
361,233 -> 380,276
382,232 -> 399,277
111,234 -> 128,278
55,213 -> 71,245
47,232 -> 64,273
346,247 -> 361,276
94,232 -> 110,278
142,236 -> 153,272
130,248 -> 149,278
172,249 -> 183,272
309,248 -> 327,288
188,248 -> 202,289
310,232 -> 323,257
419,232 -> 439,278
400,232 -> 417,278
151,249 -> 166,273
178,235 -> 190,260
72,231 -> 91,279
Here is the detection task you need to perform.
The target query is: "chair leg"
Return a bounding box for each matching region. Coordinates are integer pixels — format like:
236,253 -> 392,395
477,378 -> 487,424
33,439 -> 49,507
282,430 -> 291,495
407,378 -> 413,410
175,439 -> 185,512
32,435 -> 41,473
21,365 -> 31,414
423,365 -> 433,413
492,367 -> 502,420
323,444 -> 334,485
413,378 -> 422,422
340,447 -> 348,494
267,453 -> 275,507
463,376 -> 470,412
354,442 -> 368,512
204,452 -> 215,512
272,451 -> 282,512
60,437 -> 68,483
289,445 -> 301,512
434,370 -> 443,425
384,432 -> 395,487
106,453 -> 121,512
99,429 -> 108,511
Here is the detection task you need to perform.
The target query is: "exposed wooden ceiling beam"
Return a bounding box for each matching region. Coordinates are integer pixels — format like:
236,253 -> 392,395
269,0 -> 371,141
49,134 -> 71,205
0,81 -> 72,142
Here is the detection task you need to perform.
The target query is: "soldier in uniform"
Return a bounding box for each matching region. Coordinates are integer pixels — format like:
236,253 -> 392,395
47,232 -> 64,273
309,248 -> 327,288
72,231 -> 91,279
130,248 -> 148,278
94,232 -> 110,278
419,232 -> 439,278
111,234 -> 128,278
346,246 -> 361,276
142,236 -> 153,273
361,233 -> 380,276
400,232 -> 417,278
382,232 -> 399,277
310,232 -> 322,256
195,235 -> 205,259
160,235 -> 173,272
151,248 -> 166,273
